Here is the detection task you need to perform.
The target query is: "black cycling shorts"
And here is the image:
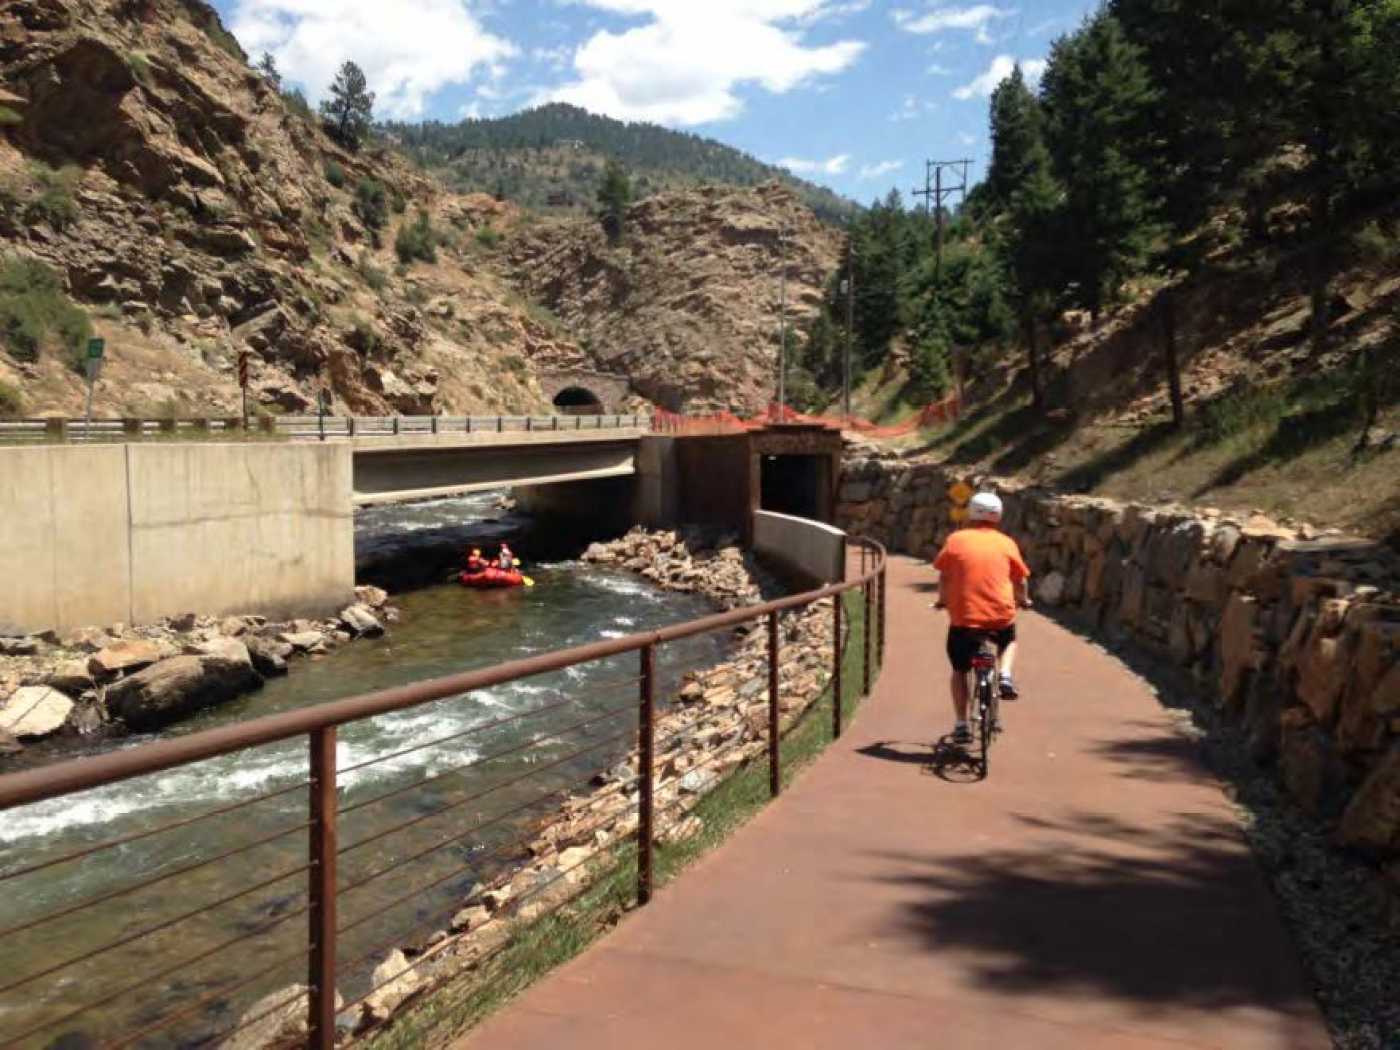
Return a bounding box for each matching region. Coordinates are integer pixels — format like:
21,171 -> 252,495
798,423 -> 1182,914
946,625 -> 1016,673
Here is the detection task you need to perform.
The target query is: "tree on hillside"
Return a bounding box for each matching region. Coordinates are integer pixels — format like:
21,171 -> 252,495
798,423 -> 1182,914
320,61 -> 375,151
986,66 -> 1044,214
851,190 -> 906,369
257,52 -> 282,92
353,178 -> 388,246
1041,12 -> 1163,321
1005,137 -> 1063,412
596,159 -> 632,243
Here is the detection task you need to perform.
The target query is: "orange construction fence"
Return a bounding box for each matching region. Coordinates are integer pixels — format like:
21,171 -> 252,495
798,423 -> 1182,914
651,395 -> 961,438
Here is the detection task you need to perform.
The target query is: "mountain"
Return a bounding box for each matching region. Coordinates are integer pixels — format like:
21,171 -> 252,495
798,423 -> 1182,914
502,181 -> 843,415
0,0 -> 590,419
382,103 -> 860,226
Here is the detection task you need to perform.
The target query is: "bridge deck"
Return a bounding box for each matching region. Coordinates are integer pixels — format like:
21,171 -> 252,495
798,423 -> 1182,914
460,554 -> 1328,1050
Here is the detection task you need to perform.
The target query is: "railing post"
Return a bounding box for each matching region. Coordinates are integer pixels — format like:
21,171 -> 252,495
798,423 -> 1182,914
392,416 -> 400,436
879,564 -> 887,666
526,416 -> 533,432
308,727 -> 338,1050
431,415 -> 439,435
553,415 -> 559,431
347,417 -> 356,437
833,595 -> 844,739
467,416 -> 473,434
768,610 -> 780,797
497,415 -> 503,433
638,644 -> 656,905
862,579 -> 873,697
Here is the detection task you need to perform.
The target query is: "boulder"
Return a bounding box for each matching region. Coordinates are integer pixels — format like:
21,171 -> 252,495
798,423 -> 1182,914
61,626 -> 112,653
280,630 -> 327,652
0,637 -> 40,656
218,984 -> 343,1050
0,729 -> 20,755
245,637 -> 291,677
361,949 -> 422,1025
0,686 -> 74,739
1339,743 -> 1400,856
107,650 -> 262,730
1036,571 -> 1067,607
88,640 -> 162,678
339,604 -> 384,638
1219,594 -> 1260,708
355,585 -> 390,610
46,660 -> 96,696
1279,709 -> 1350,819
168,612 -> 199,632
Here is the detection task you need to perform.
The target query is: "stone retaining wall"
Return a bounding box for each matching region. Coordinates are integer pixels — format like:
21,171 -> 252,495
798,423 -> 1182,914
838,453 -> 1400,862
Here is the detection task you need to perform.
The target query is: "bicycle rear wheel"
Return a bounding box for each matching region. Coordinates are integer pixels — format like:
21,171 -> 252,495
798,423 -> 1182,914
978,677 -> 994,773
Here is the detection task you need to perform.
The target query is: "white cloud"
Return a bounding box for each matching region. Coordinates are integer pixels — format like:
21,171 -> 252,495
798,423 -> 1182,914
893,4 -> 1012,44
229,0 -> 517,119
952,54 -> 1045,100
792,0 -> 872,24
957,131 -> 976,146
859,160 -> 904,180
532,45 -> 573,70
888,94 -> 935,121
927,62 -> 952,76
778,153 -> 851,175
547,2 -> 866,125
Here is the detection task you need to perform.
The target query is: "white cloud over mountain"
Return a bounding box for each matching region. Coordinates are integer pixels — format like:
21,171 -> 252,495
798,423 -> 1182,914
228,0 -> 516,119
953,53 -> 1046,100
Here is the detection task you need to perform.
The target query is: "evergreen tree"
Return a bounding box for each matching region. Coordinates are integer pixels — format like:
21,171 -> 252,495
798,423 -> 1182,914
986,66 -> 1043,214
1041,12 -> 1163,319
257,52 -> 282,92
596,159 -> 632,243
353,178 -> 388,246
320,61 -> 375,151
1005,137 -> 1063,411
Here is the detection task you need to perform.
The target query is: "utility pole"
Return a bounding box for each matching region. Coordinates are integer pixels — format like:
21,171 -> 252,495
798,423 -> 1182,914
776,226 -> 788,418
912,158 -> 973,284
842,238 -> 855,421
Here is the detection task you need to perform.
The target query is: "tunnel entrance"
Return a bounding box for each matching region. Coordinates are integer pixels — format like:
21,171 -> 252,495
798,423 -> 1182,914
760,454 -> 829,522
552,387 -> 605,415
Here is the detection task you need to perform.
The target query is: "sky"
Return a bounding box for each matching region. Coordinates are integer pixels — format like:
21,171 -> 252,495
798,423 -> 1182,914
210,1 -> 1100,204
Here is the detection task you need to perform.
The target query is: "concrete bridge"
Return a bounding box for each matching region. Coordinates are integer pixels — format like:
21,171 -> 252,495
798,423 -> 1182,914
0,423 -> 844,633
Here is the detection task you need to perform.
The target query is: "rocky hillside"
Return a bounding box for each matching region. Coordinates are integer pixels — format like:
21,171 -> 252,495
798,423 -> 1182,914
502,182 -> 843,414
0,0 -> 582,419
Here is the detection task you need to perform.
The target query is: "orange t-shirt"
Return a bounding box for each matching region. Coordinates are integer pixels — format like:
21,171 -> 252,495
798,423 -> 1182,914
933,525 -> 1031,629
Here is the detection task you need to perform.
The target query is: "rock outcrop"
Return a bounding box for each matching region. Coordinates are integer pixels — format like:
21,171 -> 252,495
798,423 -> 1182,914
106,643 -> 261,729
506,183 -> 842,415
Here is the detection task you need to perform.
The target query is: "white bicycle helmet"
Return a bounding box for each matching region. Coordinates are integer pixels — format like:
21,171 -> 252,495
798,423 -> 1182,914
967,491 -> 1003,523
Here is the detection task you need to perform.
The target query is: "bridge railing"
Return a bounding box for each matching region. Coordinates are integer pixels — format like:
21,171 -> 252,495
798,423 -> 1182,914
0,414 -> 650,445
0,539 -> 887,1050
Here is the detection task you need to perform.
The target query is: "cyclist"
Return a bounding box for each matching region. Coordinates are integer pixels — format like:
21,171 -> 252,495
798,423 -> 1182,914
932,491 -> 1032,746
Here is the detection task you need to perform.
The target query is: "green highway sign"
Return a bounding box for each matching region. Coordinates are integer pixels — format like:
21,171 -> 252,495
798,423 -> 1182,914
86,338 -> 105,360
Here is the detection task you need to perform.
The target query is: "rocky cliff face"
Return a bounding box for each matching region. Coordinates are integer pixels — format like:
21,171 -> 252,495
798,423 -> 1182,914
0,0 -> 579,417
505,182 -> 843,415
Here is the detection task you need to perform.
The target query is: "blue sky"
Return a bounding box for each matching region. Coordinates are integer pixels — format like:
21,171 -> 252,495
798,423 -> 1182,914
211,1 -> 1099,204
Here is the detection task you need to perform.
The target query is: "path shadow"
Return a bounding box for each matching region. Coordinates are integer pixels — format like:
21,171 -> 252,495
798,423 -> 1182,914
867,810 -> 1321,1022
857,738 -> 984,784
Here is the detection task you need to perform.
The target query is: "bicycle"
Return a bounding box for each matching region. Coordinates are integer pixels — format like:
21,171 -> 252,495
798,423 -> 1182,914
969,636 -> 1001,774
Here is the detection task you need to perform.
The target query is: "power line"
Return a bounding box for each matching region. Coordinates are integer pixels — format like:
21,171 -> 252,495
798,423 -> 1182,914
912,158 -> 973,283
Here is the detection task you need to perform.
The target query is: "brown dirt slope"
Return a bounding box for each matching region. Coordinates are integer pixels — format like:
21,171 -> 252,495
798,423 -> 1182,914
0,0 -> 581,418
504,182 -> 843,415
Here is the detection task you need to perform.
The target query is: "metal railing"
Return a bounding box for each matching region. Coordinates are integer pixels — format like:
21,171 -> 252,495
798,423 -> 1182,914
0,414 -> 650,445
0,540 -> 887,1050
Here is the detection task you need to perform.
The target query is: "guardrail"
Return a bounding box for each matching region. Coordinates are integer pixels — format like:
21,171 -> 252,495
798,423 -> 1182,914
0,539 -> 887,1050
0,414 -> 650,444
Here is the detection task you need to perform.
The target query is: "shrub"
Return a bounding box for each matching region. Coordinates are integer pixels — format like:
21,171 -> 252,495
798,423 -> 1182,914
126,52 -> 154,88
1353,220 -> 1400,265
394,209 -> 438,265
27,164 -> 81,231
502,353 -> 527,375
390,189 -> 407,214
324,159 -> 347,188
0,107 -> 22,127
475,225 -> 502,250
1198,384 -> 1289,445
353,178 -> 387,230
282,88 -> 314,122
0,379 -> 22,418
0,257 -> 93,363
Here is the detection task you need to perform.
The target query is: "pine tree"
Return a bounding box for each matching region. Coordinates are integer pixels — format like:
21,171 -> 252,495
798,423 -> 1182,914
257,52 -> 282,92
320,61 -> 375,152
596,159 -> 632,243
1041,12 -> 1163,320
1005,137 -> 1063,412
986,66 -> 1044,214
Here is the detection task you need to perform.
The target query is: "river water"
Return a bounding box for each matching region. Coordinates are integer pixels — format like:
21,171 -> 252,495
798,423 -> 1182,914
0,496 -> 727,1048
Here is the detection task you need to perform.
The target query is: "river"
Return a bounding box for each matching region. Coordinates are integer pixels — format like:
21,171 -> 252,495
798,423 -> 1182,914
0,495 -> 728,1048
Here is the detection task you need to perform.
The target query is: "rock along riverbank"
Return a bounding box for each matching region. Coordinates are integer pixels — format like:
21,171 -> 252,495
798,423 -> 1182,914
223,526 -> 851,1048
0,587 -> 397,757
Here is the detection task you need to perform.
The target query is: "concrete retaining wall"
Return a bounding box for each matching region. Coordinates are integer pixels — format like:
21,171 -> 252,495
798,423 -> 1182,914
838,452 -> 1400,865
0,443 -> 355,633
753,510 -> 847,586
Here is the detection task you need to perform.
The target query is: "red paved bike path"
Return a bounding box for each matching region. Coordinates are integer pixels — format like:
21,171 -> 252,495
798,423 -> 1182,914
460,555 -> 1329,1050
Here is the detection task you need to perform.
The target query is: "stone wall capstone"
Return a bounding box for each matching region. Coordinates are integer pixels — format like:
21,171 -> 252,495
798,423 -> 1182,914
837,452 -> 1400,858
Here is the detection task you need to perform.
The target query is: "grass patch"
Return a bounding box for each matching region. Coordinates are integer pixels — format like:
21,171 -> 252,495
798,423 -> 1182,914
365,590 -> 875,1049
0,106 -> 22,127
26,163 -> 81,231
358,254 -> 388,293
0,256 -> 92,363
125,51 -> 154,89
324,159 -> 347,188
0,380 -> 22,418
395,209 -> 439,265
474,225 -> 502,250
